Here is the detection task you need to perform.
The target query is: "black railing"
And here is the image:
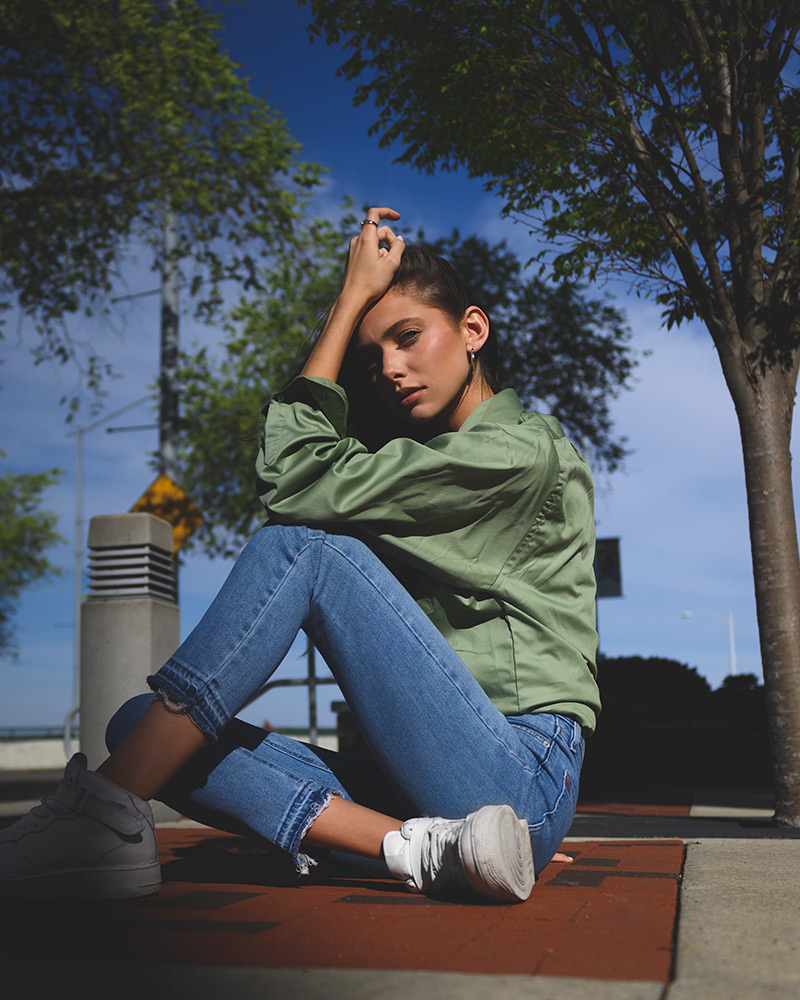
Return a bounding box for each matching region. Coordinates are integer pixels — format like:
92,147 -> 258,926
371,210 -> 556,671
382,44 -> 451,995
0,726 -> 80,742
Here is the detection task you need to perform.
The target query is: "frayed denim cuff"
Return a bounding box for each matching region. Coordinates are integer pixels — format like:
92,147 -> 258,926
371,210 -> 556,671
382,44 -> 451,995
282,785 -> 339,876
147,669 -> 221,742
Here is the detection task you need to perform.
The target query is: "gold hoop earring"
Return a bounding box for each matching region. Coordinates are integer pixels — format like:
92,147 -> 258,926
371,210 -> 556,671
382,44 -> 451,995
470,349 -> 476,372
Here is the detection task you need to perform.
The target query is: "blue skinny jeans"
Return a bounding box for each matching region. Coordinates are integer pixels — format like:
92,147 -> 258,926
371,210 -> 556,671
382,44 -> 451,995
106,523 -> 584,876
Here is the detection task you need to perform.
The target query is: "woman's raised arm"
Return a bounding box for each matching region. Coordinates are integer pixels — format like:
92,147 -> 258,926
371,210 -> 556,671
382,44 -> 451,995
301,206 -> 405,383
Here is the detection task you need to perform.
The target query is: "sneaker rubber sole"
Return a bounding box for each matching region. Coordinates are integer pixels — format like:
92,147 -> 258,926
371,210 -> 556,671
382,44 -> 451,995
459,804 -> 535,902
0,861 -> 161,901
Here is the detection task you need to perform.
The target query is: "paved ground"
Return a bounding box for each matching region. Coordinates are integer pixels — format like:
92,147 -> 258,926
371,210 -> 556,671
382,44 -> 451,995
1,777 -> 799,998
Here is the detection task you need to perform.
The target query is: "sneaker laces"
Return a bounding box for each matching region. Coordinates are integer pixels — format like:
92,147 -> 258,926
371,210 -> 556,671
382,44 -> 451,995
0,791 -> 74,841
0,766 -> 145,842
0,753 -> 84,840
417,817 -> 473,896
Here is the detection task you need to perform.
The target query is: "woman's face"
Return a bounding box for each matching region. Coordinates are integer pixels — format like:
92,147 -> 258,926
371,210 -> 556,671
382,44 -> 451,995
356,289 -> 486,434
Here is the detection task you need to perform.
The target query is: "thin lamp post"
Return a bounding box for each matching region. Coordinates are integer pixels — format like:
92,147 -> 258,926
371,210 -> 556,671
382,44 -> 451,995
680,609 -> 738,678
64,395 -> 153,755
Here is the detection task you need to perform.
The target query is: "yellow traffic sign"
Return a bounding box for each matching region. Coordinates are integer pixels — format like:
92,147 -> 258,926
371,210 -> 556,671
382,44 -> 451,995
131,473 -> 203,554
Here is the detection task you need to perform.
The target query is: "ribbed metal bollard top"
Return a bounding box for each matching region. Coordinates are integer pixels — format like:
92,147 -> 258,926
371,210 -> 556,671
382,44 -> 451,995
86,513 -> 176,603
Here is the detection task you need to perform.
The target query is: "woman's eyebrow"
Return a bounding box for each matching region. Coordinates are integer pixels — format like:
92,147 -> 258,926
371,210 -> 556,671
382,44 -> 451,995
355,317 -> 424,356
380,317 -> 424,341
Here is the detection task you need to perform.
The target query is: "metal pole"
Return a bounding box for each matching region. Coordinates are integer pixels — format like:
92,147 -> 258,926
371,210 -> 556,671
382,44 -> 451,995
65,427 -> 84,757
727,611 -> 737,677
72,427 -> 83,713
159,207 -> 180,481
64,396 -> 153,757
681,609 -> 738,680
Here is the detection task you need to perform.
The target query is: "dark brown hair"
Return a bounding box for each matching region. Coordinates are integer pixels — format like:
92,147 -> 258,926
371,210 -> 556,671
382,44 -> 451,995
340,242 -> 499,448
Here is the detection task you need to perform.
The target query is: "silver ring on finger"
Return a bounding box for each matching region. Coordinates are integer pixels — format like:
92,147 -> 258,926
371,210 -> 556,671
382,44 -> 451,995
360,219 -> 379,227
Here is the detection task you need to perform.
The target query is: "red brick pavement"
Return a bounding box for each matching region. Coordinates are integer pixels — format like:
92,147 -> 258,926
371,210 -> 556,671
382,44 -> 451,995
3,829 -> 684,982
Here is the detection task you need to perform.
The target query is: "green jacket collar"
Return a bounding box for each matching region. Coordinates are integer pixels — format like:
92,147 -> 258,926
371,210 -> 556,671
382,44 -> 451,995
460,388 -> 523,432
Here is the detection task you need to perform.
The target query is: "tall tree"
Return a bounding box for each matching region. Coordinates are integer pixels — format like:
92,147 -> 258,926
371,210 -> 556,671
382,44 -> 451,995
178,209 -> 635,557
305,1 -> 800,826
0,462 -> 64,658
0,0 -> 321,404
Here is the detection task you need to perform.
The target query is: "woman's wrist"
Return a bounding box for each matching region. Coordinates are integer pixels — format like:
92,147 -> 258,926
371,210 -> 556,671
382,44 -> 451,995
300,296 -> 363,381
332,289 -> 371,327
301,206 -> 404,382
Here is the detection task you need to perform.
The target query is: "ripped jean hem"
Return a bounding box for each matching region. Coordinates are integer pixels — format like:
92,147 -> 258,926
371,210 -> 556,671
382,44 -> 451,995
140,685 -> 340,877
284,786 -> 339,876
147,672 -> 220,741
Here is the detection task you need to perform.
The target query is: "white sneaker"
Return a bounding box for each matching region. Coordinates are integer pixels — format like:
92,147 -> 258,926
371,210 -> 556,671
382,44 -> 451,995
0,753 -> 161,900
396,804 -> 535,903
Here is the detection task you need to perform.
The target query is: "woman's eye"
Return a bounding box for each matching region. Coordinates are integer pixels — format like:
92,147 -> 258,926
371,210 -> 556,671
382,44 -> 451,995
357,351 -> 379,374
398,329 -> 420,346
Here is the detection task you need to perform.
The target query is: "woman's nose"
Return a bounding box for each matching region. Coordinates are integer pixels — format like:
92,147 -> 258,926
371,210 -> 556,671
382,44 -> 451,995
382,349 -> 406,379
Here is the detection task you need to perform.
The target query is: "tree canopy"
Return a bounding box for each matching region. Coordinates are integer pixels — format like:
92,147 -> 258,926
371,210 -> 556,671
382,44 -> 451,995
0,0 -> 322,399
306,1 -> 798,334
305,0 -> 800,827
0,461 -> 63,658
177,209 -> 636,557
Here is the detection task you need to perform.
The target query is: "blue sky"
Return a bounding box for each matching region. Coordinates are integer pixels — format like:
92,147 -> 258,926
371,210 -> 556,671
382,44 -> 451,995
1,0 -> 791,730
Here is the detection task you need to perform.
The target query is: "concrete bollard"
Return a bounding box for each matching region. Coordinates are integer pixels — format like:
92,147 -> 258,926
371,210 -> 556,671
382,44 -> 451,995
80,513 -> 181,821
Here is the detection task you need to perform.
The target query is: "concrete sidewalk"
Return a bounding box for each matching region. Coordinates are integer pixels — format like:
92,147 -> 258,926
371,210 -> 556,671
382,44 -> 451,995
2,782 -> 798,998
570,788 -> 800,999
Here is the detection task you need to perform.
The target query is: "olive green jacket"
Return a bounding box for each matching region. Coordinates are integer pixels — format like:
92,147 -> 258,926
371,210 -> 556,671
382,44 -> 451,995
256,376 -> 600,732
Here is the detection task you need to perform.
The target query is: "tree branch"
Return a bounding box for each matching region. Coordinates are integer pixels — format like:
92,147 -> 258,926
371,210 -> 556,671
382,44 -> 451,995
0,169 -> 156,202
564,1 -> 733,340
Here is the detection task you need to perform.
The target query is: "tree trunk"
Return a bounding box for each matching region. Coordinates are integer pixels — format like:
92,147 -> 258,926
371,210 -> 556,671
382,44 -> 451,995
729,360 -> 800,826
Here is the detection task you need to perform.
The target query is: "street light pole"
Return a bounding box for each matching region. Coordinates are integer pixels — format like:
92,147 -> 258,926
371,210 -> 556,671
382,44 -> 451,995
681,609 -> 738,678
726,610 -> 737,677
159,206 -> 180,481
64,395 -> 153,756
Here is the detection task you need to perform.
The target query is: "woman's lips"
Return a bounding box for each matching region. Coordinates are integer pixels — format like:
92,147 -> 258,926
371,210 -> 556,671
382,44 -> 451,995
399,388 -> 424,407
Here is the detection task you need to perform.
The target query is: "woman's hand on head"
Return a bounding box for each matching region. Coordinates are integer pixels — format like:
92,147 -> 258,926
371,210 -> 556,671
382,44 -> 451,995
340,207 -> 405,311
299,207 -> 405,384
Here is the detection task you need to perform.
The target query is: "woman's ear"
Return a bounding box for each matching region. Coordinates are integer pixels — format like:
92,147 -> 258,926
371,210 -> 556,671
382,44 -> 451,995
462,306 -> 490,354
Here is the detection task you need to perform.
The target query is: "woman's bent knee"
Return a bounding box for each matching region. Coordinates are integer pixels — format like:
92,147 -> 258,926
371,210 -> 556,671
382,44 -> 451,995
105,693 -> 154,753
